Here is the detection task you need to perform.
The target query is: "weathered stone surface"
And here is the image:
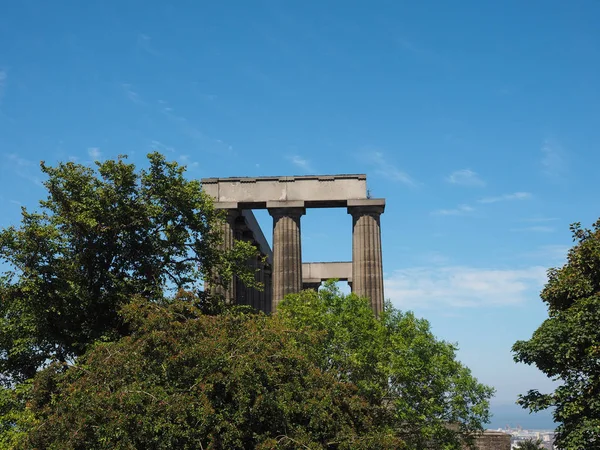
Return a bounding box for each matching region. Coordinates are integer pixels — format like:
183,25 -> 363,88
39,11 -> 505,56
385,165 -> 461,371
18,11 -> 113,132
348,199 -> 385,316
269,204 -> 305,311
210,208 -> 239,303
302,262 -> 352,282
463,431 -> 511,450
215,203 -> 273,263
205,176 -> 386,316
202,175 -> 367,207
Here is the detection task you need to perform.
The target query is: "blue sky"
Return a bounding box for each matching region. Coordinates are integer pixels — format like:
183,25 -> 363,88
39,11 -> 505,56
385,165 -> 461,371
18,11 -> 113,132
1,0 -> 599,429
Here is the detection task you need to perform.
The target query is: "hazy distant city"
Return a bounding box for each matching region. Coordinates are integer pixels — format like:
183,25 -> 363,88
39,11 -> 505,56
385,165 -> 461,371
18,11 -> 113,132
493,426 -> 556,449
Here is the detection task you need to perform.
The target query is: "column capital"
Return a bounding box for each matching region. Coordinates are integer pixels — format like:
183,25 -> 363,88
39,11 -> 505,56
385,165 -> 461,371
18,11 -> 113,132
267,201 -> 306,218
347,199 -> 385,217
214,203 -> 240,222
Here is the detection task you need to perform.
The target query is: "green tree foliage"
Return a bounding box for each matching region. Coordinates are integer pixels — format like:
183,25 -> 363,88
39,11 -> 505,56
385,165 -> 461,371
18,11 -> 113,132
13,298 -> 404,449
278,283 -> 495,449
0,153 -> 258,384
0,153 -> 494,449
513,220 -> 600,449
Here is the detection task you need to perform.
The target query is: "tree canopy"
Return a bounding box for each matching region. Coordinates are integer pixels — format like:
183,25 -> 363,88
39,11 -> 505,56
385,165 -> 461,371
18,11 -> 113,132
2,285 -> 493,449
9,297 -> 403,450
0,153 -> 257,384
278,284 -> 494,449
0,153 -> 494,449
513,220 -> 600,449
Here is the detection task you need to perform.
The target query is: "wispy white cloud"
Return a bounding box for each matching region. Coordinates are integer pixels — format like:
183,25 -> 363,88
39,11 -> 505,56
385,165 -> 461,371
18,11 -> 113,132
478,192 -> 532,204
88,147 -> 102,160
520,244 -> 569,263
288,155 -> 314,173
3,153 -> 43,186
511,226 -> 555,233
385,265 -> 547,309
137,33 -> 160,56
396,37 -> 422,54
446,169 -> 485,187
121,83 -> 144,105
431,204 -> 474,216
150,140 -> 175,153
541,139 -> 566,179
364,151 -> 417,187
395,37 -> 443,65
162,108 -> 234,155
519,217 -> 558,223
178,154 -> 199,169
418,251 -> 451,265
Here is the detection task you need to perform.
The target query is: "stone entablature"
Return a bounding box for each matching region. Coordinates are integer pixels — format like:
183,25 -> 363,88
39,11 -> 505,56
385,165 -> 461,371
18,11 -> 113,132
202,174 -> 367,206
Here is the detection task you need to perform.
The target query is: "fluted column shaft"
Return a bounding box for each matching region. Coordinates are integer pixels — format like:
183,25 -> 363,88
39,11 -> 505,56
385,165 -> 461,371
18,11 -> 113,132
212,209 -> 239,303
263,264 -> 273,314
348,200 -> 385,316
268,203 -> 305,312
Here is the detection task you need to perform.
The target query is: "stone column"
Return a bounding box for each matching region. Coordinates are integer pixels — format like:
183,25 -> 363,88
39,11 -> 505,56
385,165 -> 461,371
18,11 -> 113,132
268,201 -> 305,312
256,256 -> 265,311
263,263 -> 273,314
347,199 -> 385,316
212,205 -> 239,303
234,216 -> 247,306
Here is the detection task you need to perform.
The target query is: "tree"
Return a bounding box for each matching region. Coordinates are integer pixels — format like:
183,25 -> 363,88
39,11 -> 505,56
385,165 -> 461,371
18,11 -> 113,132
278,283 -> 495,449
13,297 -> 404,449
513,220 -> 600,449
0,153 -> 258,384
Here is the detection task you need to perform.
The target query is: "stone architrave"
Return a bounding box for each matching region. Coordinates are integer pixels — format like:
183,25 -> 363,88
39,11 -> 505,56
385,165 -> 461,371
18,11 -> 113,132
268,201 -> 305,311
347,199 -> 385,316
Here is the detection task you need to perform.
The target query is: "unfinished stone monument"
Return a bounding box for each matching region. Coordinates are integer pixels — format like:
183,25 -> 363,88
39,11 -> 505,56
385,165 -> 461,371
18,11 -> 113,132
201,174 -> 385,315
203,175 -> 513,450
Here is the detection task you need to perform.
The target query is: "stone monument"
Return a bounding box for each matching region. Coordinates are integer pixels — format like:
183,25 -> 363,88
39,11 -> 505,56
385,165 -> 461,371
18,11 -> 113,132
201,174 -> 385,315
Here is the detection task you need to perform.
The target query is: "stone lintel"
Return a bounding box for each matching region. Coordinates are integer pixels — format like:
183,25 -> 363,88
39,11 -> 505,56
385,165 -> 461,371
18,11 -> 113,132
202,174 -> 367,205
347,198 -> 385,212
214,201 -> 239,209
267,200 -> 305,210
203,174 -> 366,183
302,262 -> 352,282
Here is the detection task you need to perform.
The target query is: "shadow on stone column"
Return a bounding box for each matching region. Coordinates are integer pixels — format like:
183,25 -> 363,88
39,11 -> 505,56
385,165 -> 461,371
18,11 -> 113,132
268,201 -> 305,312
210,208 -> 239,304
